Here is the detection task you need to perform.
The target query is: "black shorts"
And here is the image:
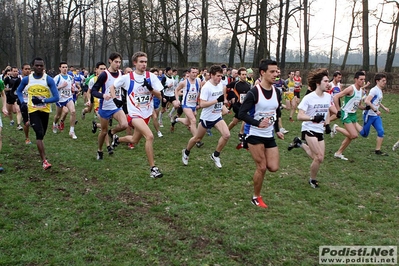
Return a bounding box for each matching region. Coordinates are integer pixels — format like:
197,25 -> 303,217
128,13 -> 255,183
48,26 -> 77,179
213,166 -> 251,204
5,92 -> 17,105
301,130 -> 324,141
161,96 -> 176,108
294,91 -> 300,99
246,135 -> 277,149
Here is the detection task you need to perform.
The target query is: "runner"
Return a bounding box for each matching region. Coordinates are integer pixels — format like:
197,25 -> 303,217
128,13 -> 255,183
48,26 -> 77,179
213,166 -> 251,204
181,65 -> 230,168
238,59 -> 284,208
111,51 -> 164,178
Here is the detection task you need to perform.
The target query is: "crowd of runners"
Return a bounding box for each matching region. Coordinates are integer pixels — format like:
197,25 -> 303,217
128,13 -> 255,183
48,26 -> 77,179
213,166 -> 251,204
0,52 -> 396,208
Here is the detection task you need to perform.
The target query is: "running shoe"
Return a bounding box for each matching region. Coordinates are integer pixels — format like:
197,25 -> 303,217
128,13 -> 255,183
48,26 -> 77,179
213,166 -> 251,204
107,146 -> 114,155
210,153 -> 222,168
393,141 -> 399,151
17,124 -> 23,131
150,166 -> 163,178
170,125 -> 175,133
375,150 -> 388,156
334,153 -> 348,161
42,160 -> 52,170
0,164 -> 4,172
279,128 -> 289,134
25,138 -> 31,145
236,142 -> 243,150
182,149 -> 189,165
309,178 -> 319,188
196,141 -> 204,148
330,124 -> 338,138
128,143 -> 135,150
92,121 -> 97,134
96,151 -> 104,160
52,124 -> 58,134
10,120 -> 14,126
159,121 -> 164,128
251,196 -> 268,208
157,131 -> 163,138
69,132 -> 77,139
81,109 -> 86,120
238,133 -> 244,142
288,137 -> 302,151
59,121 -> 65,131
112,134 -> 119,148
207,129 -> 213,136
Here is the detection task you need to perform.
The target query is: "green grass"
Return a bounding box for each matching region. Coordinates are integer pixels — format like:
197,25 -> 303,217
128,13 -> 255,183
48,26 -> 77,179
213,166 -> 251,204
0,91 -> 398,265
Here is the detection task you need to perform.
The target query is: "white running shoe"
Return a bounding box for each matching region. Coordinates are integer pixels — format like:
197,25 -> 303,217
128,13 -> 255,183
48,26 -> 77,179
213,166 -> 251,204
182,149 -> 189,165
330,124 -> 338,138
157,131 -> 163,138
210,153 -> 222,168
393,141 -> 399,151
279,128 -> 289,134
52,125 -> 58,134
69,132 -> 77,139
334,153 -> 348,161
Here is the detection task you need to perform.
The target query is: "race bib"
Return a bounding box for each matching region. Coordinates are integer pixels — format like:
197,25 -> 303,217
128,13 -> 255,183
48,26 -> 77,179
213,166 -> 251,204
258,111 -> 276,126
61,89 -> 71,97
239,93 -> 246,103
134,94 -> 150,106
187,92 -> 197,103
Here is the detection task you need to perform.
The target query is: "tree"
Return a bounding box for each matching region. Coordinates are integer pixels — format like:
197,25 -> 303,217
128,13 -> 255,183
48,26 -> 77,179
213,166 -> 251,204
341,1 -> 359,70
199,0 -> 208,68
328,0 -> 338,71
362,0 -> 370,71
384,1 -> 399,72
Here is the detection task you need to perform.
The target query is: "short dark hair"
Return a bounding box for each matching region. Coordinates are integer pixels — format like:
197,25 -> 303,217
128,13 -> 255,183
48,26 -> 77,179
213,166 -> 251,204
354,71 -> 365,79
31,57 -> 44,66
109,52 -> 122,62
209,65 -> 223,76
165,67 -> 172,72
374,73 -> 386,83
258,59 -> 277,74
237,67 -> 247,75
149,67 -> 158,73
95,61 -> 106,69
59,61 -> 68,67
333,71 -> 342,77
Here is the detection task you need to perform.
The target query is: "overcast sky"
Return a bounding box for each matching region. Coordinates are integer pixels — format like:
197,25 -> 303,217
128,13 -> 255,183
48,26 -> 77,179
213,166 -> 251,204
283,0 -> 393,56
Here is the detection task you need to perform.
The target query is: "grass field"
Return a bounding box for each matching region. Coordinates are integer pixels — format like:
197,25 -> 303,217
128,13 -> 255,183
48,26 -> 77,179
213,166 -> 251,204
0,90 -> 398,265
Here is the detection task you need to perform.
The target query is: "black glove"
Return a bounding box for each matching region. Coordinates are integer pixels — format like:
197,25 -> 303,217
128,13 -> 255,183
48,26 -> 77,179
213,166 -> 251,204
310,114 -> 325,123
217,94 -> 225,103
336,111 -> 341,118
20,102 -> 28,112
31,97 -> 43,105
365,105 -> 371,110
113,98 -> 123,108
325,124 -> 331,134
143,79 -> 153,91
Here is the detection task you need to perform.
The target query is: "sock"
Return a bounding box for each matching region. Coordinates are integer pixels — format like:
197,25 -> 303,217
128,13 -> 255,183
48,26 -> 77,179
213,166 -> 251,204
169,107 -> 175,116
213,151 -> 220,157
185,149 -> 190,156
70,126 -> 74,133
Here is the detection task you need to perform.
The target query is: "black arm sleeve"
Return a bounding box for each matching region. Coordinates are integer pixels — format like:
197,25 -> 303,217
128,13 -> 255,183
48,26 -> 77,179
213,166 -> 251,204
161,77 -> 167,89
274,88 -> 282,133
91,72 -> 107,99
237,88 -> 261,127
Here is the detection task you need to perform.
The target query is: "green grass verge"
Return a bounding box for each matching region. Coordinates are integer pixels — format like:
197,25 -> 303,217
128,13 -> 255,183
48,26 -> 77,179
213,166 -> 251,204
0,91 -> 398,265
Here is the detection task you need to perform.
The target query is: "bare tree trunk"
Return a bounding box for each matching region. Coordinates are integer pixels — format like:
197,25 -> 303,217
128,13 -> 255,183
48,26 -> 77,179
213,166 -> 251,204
341,1 -> 358,70
255,0 -> 268,65
280,0 -> 290,72
137,0 -> 146,52
362,0 -> 370,71
329,0 -> 338,71
374,3 -> 384,72
385,2 -> 399,72
276,0 -> 284,63
200,0 -> 208,68
13,0 -> 21,68
22,0 -> 28,63
303,0 -> 309,69
228,0 -> 243,67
